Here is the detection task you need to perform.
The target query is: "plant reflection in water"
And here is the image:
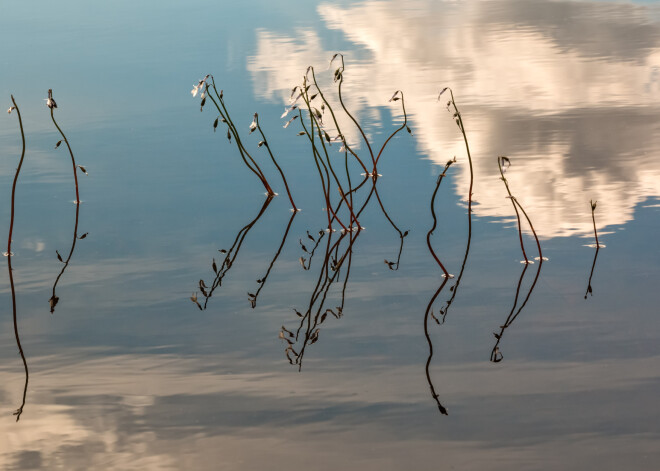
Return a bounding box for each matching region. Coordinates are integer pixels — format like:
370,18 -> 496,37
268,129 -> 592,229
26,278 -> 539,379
423,157 -> 457,416
194,196 -> 274,310
48,89 -> 88,314
278,56 -> 412,369
490,156 -> 544,363
6,96 -> 29,420
584,200 -> 603,300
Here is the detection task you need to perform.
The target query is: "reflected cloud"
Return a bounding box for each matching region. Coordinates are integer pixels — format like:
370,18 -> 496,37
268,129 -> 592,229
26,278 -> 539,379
248,0 -> 660,238
1,350 -> 659,469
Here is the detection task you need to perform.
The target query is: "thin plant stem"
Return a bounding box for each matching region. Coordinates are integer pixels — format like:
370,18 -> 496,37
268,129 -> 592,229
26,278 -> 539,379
427,160 -> 455,277
250,209 -> 298,307
513,197 -> 543,260
584,246 -> 600,299
49,91 -> 80,205
498,156 -> 528,262
49,200 -> 80,313
48,90 -> 84,313
254,115 -> 297,210
374,90 -> 408,169
309,67 -> 368,174
334,54 -> 375,167
300,84 -> 358,228
591,200 -> 600,248
7,95 -> 29,421
424,276 -> 450,415
207,79 -> 275,195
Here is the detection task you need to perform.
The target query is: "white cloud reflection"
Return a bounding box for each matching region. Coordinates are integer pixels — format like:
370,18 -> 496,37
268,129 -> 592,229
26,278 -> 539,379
248,0 -> 660,238
1,351 -> 659,469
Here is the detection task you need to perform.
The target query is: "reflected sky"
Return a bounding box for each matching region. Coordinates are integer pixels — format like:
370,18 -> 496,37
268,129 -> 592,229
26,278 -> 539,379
249,0 -> 660,237
1,0 -> 660,470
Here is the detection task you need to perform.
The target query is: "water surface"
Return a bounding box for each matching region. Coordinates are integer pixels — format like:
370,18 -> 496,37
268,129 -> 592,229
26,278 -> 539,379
1,0 -> 659,469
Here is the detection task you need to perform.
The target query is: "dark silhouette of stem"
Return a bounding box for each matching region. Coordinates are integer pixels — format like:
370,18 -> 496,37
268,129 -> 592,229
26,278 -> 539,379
424,277 -> 450,415
374,90 -> 408,170
591,200 -> 600,248
200,196 -> 273,309
7,95 -> 29,421
49,90 -> 80,205
334,54 -> 375,167
584,247 -> 600,299
254,115 -> 297,210
49,90 -> 84,313
206,79 -> 275,195
427,160 -> 455,277
585,200 -> 601,298
497,156 -> 528,263
250,209 -> 298,307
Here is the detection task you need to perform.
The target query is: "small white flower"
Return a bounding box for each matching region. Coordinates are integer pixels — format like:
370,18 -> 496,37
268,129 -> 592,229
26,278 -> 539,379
46,89 -> 57,109
7,106 -> 15,114
191,75 -> 210,98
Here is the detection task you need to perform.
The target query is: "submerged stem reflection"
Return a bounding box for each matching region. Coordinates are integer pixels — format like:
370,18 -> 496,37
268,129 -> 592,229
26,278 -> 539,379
195,196 -> 273,310
7,95 -> 29,421
48,89 -> 87,314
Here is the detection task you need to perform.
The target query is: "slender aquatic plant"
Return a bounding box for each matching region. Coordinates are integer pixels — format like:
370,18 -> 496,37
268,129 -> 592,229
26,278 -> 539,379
439,89 -> 474,230
489,160 -> 545,361
48,89 -> 88,313
252,113 -> 298,211
590,200 -> 602,249
497,156 -> 530,263
423,276 -> 450,415
194,196 -> 274,310
426,158 -> 456,278
6,97 -> 29,420
584,200 -> 602,299
249,209 -> 298,308
282,228 -> 357,370
497,156 -> 546,263
285,56 -> 410,266
193,75 -> 276,196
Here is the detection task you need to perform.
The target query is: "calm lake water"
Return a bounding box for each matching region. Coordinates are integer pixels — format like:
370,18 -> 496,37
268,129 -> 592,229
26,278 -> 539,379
1,0 -> 660,469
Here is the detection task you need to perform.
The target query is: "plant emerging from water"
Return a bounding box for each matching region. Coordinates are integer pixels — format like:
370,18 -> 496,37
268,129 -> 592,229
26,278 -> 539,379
48,89 -> 88,313
584,200 -> 603,299
192,75 -> 299,209
6,96 -> 29,421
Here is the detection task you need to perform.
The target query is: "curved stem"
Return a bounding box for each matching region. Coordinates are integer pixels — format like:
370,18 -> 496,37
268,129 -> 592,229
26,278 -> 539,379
427,161 -> 454,277
374,91 -> 408,170
424,277 -> 450,415
50,100 -> 80,205
335,55 -> 375,166
255,116 -> 297,210
8,95 -> 29,421
497,156 -> 528,263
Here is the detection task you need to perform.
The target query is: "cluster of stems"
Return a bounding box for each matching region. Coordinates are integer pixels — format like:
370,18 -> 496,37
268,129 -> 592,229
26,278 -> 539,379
497,156 -> 543,263
196,76 -> 299,209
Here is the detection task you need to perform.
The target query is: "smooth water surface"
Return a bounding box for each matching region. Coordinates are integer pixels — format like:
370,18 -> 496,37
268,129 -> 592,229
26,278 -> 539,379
1,0 -> 659,469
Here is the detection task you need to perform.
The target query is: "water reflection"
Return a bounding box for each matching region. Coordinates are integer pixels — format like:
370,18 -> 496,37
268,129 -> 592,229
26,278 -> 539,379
49,195 -> 84,314
282,229 -> 355,369
248,0 -> 660,238
49,89 -> 87,314
6,97 -> 29,421
584,200 -> 604,299
195,196 -> 273,310
489,260 -> 543,363
284,173 -> 409,368
423,158 -> 456,415
250,210 -> 298,308
490,157 -> 544,362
